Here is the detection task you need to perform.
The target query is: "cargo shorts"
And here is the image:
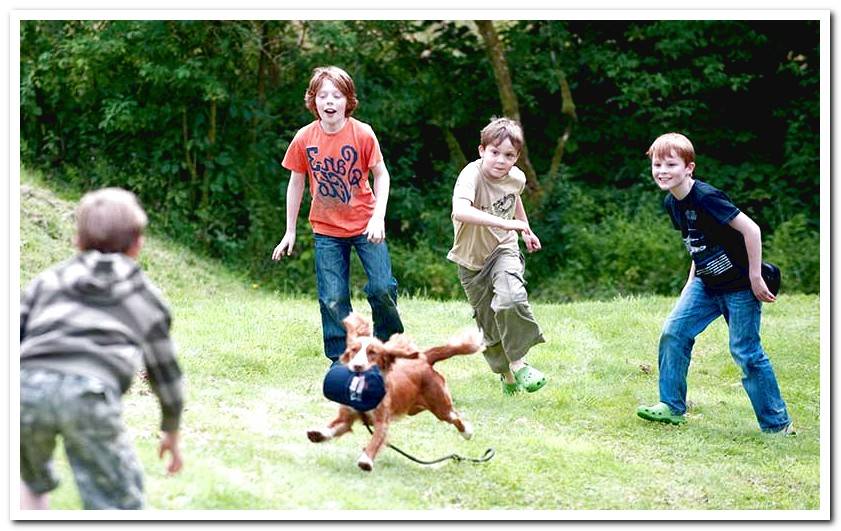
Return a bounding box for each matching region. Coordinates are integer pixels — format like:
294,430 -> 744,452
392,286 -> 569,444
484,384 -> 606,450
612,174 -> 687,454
457,247 -> 545,373
20,368 -> 144,509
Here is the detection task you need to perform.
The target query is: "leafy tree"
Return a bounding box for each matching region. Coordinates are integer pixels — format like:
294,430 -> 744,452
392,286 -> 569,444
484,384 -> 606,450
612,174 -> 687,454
19,19 -> 820,299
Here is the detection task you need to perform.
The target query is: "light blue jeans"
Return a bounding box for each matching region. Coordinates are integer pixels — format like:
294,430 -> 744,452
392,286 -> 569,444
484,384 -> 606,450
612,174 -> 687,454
658,278 -> 791,432
314,233 -> 403,364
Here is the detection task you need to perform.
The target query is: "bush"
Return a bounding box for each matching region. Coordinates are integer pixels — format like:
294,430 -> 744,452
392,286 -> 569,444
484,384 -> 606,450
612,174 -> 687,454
389,239 -> 463,300
526,178 -> 688,301
764,213 -> 820,294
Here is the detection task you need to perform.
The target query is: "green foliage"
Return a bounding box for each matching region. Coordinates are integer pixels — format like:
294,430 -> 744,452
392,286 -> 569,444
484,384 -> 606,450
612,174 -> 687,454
19,20 -> 820,300
765,214 -> 820,294
389,239 -> 463,299
528,176 -> 688,301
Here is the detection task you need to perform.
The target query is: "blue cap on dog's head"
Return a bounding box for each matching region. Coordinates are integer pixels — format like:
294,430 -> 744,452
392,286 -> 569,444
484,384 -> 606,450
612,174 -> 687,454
323,363 -> 386,411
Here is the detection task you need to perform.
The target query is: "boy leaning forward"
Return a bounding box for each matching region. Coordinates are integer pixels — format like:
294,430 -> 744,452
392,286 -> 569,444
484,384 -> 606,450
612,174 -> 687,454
448,117 -> 548,396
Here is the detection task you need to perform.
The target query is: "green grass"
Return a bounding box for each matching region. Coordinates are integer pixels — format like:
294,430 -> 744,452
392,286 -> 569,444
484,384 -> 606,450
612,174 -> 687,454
19,168 -> 822,511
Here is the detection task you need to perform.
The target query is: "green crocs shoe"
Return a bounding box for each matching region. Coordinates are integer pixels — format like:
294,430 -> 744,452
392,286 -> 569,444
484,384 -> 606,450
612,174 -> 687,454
514,365 -> 547,393
501,376 -> 523,396
636,402 -> 686,425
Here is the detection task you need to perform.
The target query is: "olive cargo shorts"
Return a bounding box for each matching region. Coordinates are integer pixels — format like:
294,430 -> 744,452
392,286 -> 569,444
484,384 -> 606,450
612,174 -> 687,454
20,368 -> 144,509
457,247 -> 545,373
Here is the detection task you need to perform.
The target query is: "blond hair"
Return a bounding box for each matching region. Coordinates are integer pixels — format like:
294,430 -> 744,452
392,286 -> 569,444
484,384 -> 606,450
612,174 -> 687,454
646,132 -> 696,165
304,66 -> 358,118
480,117 -> 524,152
75,187 -> 148,253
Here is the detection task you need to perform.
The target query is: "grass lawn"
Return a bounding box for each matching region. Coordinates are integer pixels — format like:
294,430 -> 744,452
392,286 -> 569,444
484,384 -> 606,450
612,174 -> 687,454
18,169 -> 823,513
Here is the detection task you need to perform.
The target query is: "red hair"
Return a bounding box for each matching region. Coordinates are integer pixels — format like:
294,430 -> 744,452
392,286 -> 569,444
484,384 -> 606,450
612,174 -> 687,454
304,66 -> 358,118
646,132 -> 696,165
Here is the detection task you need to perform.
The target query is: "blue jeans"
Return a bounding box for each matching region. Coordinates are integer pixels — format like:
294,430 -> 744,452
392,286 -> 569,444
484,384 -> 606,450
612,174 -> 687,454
658,278 -> 790,432
314,233 -> 403,363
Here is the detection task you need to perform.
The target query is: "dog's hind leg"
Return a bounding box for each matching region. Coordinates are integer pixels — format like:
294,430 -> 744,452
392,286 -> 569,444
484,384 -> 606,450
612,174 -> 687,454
307,407 -> 356,443
429,399 -> 473,440
445,410 -> 473,440
427,386 -> 474,440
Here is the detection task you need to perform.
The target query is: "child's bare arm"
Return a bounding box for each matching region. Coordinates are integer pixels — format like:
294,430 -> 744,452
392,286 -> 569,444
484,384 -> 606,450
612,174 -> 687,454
272,171 -> 307,259
365,162 -> 390,243
729,212 -> 776,302
681,261 -> 696,295
452,197 -> 528,232
514,195 -> 541,252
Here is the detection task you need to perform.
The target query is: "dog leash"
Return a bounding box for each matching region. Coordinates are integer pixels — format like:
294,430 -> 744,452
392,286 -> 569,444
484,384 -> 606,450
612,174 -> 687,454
362,422 -> 495,465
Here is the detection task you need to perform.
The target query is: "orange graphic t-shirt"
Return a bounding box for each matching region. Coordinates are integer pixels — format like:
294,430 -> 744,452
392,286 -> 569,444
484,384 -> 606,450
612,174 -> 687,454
282,117 -> 383,237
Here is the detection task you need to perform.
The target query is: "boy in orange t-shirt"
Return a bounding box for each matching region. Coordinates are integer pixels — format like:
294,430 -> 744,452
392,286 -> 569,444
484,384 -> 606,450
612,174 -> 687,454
271,66 -> 403,365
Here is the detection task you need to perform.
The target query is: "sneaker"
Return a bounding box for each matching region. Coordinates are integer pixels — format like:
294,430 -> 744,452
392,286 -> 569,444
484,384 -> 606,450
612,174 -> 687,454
513,364 -> 547,393
501,376 -> 523,396
636,402 -> 686,425
769,422 -> 796,436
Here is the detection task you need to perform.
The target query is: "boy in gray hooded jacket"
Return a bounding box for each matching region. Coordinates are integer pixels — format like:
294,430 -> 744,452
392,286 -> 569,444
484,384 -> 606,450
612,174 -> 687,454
19,187 -> 184,510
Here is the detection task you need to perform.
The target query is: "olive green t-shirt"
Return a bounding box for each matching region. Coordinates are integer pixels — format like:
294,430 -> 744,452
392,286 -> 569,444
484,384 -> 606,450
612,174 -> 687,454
447,160 -> 525,271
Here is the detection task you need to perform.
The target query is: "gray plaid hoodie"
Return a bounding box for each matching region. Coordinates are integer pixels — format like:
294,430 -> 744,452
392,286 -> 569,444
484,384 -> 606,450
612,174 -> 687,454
20,251 -> 183,432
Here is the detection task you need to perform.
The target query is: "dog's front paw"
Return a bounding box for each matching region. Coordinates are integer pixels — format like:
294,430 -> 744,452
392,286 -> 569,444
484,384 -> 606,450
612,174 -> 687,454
356,452 -> 374,472
460,421 -> 474,440
307,428 -> 331,443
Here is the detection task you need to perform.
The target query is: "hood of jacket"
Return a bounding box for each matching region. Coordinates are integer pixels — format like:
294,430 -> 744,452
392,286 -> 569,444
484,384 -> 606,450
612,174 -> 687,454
59,250 -> 144,305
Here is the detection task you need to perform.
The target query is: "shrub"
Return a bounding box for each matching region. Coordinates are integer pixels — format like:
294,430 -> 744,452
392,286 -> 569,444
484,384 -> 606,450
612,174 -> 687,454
764,213 -> 820,294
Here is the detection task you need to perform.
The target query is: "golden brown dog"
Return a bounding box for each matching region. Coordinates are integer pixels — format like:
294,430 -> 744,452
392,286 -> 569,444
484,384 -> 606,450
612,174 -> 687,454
307,312 -> 484,471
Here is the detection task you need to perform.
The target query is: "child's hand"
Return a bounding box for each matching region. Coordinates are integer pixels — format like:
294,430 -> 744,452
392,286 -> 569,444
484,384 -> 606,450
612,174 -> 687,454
750,275 -> 777,303
522,228 -> 542,253
159,431 -> 183,475
271,233 -> 296,260
364,217 -> 386,244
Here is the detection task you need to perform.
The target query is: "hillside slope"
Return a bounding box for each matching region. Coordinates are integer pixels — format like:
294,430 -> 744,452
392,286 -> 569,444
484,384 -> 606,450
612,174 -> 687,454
18,170 -> 822,512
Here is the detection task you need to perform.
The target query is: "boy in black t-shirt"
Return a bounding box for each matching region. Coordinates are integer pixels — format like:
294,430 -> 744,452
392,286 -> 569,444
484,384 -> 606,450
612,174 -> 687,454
635,133 -> 793,434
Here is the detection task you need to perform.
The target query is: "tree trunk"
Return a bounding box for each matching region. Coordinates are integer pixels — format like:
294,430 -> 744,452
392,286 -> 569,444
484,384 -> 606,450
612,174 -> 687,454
252,20 -> 268,144
548,73 -> 577,178
475,20 -> 540,196
442,126 -> 467,170
182,107 -> 198,189
201,99 -> 215,212
208,99 -> 217,145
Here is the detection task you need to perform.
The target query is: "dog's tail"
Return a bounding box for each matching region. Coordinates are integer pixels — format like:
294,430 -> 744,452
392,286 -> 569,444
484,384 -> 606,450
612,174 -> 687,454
424,329 -> 485,365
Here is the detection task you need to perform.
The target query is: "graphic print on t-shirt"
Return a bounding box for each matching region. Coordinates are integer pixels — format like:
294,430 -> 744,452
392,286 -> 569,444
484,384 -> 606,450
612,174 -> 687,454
481,192 -> 517,241
682,208 -> 738,284
483,193 -> 516,219
306,144 -> 363,204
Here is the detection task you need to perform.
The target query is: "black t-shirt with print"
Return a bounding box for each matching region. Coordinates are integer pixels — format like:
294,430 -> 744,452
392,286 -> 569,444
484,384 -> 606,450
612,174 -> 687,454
664,179 -> 750,292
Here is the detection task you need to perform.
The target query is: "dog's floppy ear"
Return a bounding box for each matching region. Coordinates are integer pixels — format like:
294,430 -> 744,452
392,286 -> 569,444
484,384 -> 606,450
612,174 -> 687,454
342,312 -> 372,342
